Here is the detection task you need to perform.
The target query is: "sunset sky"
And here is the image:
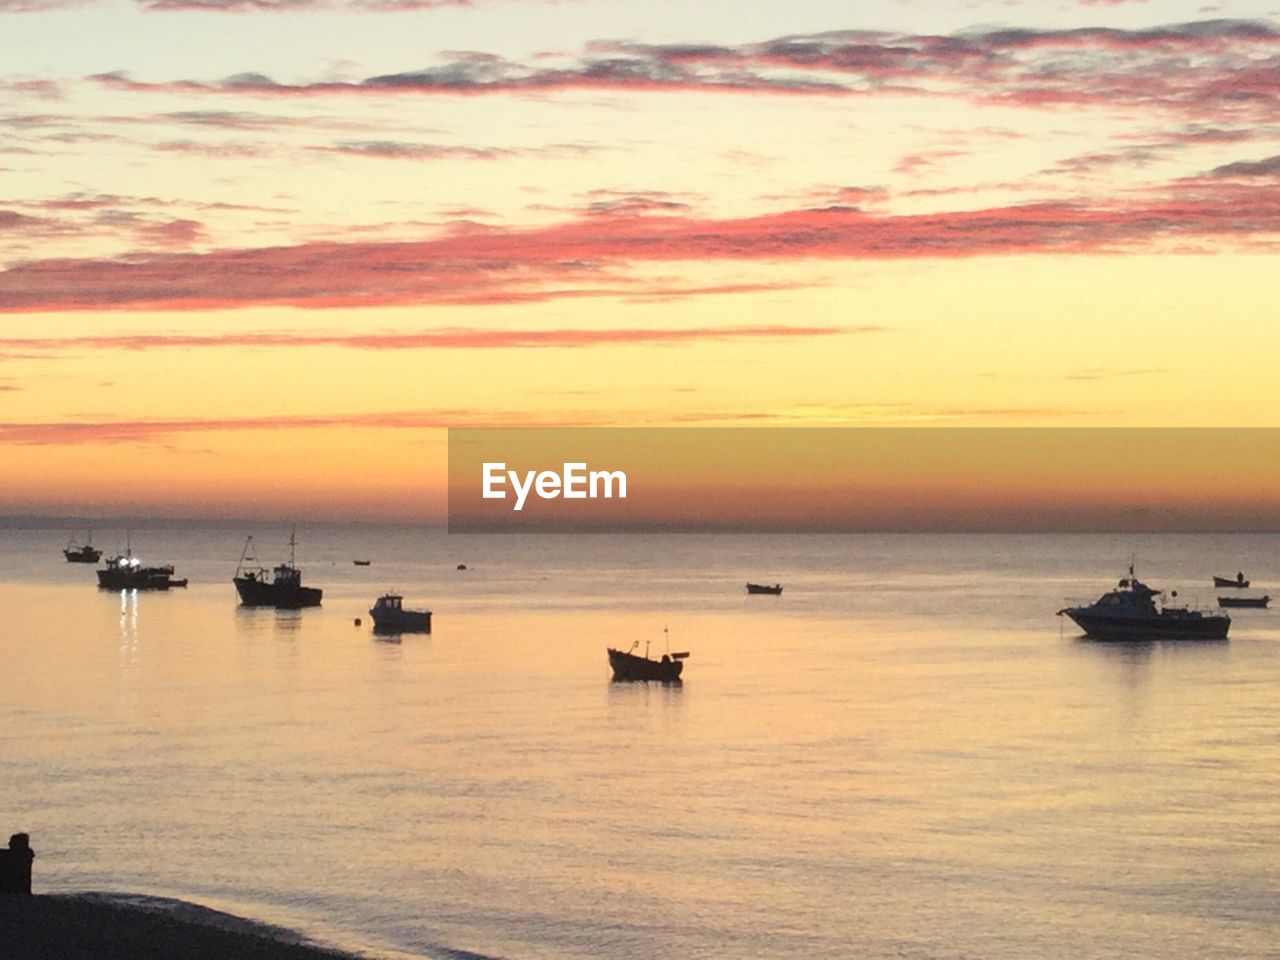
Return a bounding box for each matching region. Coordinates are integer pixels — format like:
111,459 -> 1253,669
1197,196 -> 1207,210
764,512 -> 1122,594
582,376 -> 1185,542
3,0 -> 1280,520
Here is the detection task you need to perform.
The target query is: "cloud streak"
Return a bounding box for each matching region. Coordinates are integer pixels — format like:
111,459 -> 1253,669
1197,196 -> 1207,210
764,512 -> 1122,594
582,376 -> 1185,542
3,181 -> 1279,311
0,324 -> 859,353
84,20 -> 1280,122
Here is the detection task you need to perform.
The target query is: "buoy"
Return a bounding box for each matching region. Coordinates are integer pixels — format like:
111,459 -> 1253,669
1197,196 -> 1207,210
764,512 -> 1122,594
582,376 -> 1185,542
354,617 -> 362,626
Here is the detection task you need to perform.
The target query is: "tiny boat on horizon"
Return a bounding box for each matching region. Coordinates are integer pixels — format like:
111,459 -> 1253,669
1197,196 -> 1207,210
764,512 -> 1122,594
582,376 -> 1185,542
369,593 -> 432,633
1213,573 -> 1250,588
1058,567 -> 1229,641
353,560 -> 371,566
63,532 -> 102,564
1218,595 -> 1270,609
746,582 -> 783,596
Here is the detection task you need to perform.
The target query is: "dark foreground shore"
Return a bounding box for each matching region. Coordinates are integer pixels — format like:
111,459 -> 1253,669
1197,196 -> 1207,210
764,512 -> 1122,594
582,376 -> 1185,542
0,893 -> 379,960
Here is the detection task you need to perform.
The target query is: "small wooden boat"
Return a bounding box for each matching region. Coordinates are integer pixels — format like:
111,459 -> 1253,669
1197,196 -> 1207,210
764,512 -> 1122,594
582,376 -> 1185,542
608,630 -> 688,682
1213,574 -> 1250,588
1218,595 -> 1270,608
369,593 -> 432,633
608,646 -> 687,682
353,560 -> 371,566
746,582 -> 782,596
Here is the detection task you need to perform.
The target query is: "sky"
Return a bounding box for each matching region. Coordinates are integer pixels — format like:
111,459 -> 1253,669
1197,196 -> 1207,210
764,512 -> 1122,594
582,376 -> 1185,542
2,0 -> 1280,520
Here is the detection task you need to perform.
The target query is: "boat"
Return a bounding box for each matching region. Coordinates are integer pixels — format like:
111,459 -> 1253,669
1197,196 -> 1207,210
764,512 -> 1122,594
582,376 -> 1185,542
1218,595 -> 1270,609
353,560 -> 372,566
233,532 -> 323,608
1058,568 -> 1229,641
63,532 -> 101,564
746,582 -> 783,595
608,630 -> 689,682
1213,573 -> 1250,588
97,549 -> 187,591
369,594 -> 432,633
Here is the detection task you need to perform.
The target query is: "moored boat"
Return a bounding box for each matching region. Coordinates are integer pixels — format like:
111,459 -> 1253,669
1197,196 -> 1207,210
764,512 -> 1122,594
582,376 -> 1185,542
1218,595 -> 1270,609
608,631 -> 689,682
1058,568 -> 1229,641
369,594 -> 432,633
97,550 -> 187,590
63,533 -> 102,564
1213,573 -> 1250,588
233,532 -> 322,608
746,582 -> 782,595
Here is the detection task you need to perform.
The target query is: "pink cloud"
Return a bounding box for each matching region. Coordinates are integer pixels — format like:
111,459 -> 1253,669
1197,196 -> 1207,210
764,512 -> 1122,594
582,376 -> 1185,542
0,324 -> 858,353
4,179 -> 1280,312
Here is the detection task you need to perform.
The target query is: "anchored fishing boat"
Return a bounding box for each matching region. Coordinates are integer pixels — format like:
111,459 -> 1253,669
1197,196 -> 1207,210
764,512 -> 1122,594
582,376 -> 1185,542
608,629 -> 689,682
233,531 -> 322,608
746,582 -> 782,596
369,593 -> 432,633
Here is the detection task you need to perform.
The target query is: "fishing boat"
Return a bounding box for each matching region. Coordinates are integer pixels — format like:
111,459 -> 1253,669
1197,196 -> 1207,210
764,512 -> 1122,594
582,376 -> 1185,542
746,582 -> 783,596
353,560 -> 372,566
608,630 -> 689,682
97,549 -> 187,591
1058,567 -> 1229,641
1218,595 -> 1270,609
63,532 -> 101,564
1213,573 -> 1250,588
233,531 -> 322,608
369,594 -> 432,633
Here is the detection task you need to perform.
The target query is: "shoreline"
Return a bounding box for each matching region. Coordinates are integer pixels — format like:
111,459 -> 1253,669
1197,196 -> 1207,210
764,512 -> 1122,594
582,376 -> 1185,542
0,892 -> 384,960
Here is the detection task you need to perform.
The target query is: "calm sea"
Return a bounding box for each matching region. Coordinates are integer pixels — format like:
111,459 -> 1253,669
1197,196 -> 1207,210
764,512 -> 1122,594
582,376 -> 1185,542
3,526 -> 1280,960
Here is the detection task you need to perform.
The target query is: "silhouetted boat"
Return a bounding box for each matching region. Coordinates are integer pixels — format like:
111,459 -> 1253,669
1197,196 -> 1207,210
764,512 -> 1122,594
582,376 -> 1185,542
1058,568 -> 1229,641
353,560 -> 372,566
1218,595 -> 1270,608
608,631 -> 688,682
233,532 -> 322,608
746,582 -> 782,595
63,532 -> 101,564
1213,573 -> 1250,588
369,594 -> 432,633
97,549 -> 187,590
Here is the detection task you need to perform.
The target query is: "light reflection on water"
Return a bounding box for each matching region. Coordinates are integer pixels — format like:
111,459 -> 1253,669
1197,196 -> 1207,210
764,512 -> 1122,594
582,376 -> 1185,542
2,528 -> 1280,959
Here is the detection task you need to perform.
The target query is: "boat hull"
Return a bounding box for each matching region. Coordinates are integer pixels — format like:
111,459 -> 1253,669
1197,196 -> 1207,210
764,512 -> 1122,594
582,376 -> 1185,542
97,570 -> 187,590
1062,609 -> 1230,641
607,648 -> 683,681
64,548 -> 101,563
370,610 -> 432,633
233,576 -> 322,608
1218,596 -> 1270,609
746,583 -> 782,595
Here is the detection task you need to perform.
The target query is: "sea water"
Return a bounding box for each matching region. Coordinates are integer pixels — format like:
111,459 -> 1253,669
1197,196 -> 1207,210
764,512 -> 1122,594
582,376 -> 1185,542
3,526 -> 1279,959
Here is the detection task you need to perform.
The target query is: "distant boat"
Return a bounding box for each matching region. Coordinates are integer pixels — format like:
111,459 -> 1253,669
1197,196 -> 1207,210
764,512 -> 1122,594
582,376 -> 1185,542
746,582 -> 782,596
353,560 -> 372,566
63,532 -> 101,564
97,546 -> 187,591
608,630 -> 688,682
369,594 -> 432,633
456,564 -> 467,571
1218,595 -> 1270,609
233,531 -> 322,609
1213,573 -> 1250,588
1058,567 -> 1229,641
